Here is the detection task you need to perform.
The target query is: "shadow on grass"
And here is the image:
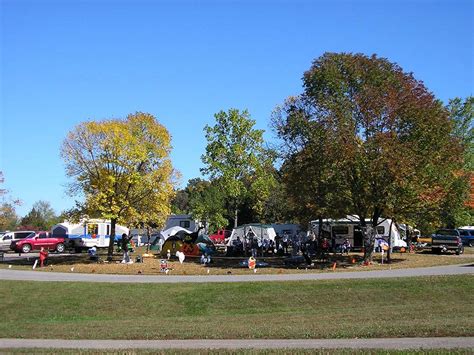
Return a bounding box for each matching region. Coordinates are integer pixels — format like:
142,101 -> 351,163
0,248 -> 412,274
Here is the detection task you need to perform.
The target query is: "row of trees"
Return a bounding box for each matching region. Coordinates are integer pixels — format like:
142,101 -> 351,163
171,53 -> 472,261
0,173 -> 60,231
2,52 -> 470,262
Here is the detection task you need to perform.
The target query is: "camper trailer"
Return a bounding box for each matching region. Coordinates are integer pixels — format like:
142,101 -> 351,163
163,214 -> 199,232
310,216 -> 407,250
271,223 -> 302,239
52,219 -> 129,252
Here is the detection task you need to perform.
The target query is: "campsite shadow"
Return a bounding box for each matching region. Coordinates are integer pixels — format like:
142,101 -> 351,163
0,251 -> 127,267
0,252 -> 87,267
188,253 -> 368,271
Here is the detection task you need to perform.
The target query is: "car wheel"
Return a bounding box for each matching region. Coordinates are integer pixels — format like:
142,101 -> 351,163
21,244 -> 32,253
56,243 -> 65,253
469,240 -> 474,247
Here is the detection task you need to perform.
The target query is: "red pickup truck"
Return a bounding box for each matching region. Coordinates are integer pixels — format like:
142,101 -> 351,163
11,231 -> 67,253
209,230 -> 231,244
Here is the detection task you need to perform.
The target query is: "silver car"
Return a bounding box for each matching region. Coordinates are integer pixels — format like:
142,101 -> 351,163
0,231 -> 35,251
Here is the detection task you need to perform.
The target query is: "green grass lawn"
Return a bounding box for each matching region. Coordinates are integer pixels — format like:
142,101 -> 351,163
0,275 -> 472,340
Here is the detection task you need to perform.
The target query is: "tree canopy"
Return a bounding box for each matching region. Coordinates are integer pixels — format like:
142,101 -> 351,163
438,96 -> 474,228
201,109 -> 276,227
20,200 -> 59,231
274,52 -> 465,260
0,172 -> 20,230
61,112 -> 176,259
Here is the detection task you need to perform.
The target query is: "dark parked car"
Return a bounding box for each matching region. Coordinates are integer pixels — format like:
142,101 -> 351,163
458,229 -> 474,247
431,229 -> 464,255
11,231 -> 67,253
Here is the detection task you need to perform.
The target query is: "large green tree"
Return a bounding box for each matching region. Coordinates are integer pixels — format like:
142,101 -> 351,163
201,109 -> 276,227
272,95 -> 346,232
437,96 -> 474,228
62,112 -> 176,260
0,172 -> 20,230
186,178 -> 228,233
20,200 -> 59,231
276,53 -> 464,261
448,96 -> 473,171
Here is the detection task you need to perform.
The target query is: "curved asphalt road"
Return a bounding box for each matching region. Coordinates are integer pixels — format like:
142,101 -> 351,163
1,337 -> 473,350
0,263 -> 472,283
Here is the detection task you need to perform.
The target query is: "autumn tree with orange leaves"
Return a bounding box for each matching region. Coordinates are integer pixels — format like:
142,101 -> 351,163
274,53 -> 464,261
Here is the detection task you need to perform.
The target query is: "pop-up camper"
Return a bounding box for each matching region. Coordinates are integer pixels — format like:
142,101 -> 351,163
52,219 -> 129,252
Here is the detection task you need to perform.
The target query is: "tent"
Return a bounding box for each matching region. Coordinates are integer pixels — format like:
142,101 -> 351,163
160,235 -> 185,256
226,224 -> 277,246
150,226 -> 193,251
159,227 -> 215,256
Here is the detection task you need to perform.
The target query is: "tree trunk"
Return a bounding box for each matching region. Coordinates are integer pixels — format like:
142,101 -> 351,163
107,218 -> 117,261
363,211 -> 382,262
317,215 -> 323,244
234,208 -> 238,228
387,219 -> 394,263
146,225 -> 151,254
360,217 -> 369,261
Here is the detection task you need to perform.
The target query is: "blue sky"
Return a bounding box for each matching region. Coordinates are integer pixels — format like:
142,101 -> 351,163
1,0 -> 473,217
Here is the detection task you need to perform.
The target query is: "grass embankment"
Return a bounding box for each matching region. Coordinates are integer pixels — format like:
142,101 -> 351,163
0,275 -> 472,340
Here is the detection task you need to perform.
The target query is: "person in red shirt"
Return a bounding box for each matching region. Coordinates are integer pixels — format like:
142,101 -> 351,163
39,247 -> 48,267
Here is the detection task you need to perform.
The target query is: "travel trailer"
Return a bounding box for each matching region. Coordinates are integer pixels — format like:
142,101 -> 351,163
51,219 -> 129,252
271,223 -> 302,238
163,214 -> 199,232
309,216 -> 407,250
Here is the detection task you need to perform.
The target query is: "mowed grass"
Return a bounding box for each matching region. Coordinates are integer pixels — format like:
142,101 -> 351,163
0,275 -> 472,340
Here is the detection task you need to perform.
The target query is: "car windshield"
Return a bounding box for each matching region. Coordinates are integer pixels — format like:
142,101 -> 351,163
437,230 -> 457,236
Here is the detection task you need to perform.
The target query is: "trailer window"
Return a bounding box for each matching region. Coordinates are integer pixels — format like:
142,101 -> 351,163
332,226 -> 349,235
87,224 -> 99,235
376,226 -> 385,235
179,221 -> 190,228
106,225 -> 110,236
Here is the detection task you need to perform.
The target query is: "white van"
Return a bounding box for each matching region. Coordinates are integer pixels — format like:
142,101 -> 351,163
0,231 -> 35,251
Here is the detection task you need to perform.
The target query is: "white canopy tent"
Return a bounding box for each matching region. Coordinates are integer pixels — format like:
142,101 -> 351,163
226,224 -> 277,246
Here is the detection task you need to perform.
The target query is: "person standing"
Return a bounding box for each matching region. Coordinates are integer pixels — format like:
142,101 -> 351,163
121,233 -> 130,263
251,236 -> 258,258
39,247 -> 48,267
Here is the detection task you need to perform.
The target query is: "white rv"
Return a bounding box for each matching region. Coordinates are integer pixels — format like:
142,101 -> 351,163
272,223 -> 302,238
163,214 -> 199,232
52,219 -> 129,251
310,216 -> 407,250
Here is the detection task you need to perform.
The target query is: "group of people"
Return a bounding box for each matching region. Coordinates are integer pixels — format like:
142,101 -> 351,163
230,231 -> 277,257
228,229 -> 353,258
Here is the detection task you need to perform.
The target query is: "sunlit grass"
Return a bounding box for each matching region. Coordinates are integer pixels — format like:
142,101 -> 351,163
0,275 -> 472,340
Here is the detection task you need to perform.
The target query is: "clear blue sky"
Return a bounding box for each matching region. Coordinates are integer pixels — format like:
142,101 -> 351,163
1,0 -> 473,217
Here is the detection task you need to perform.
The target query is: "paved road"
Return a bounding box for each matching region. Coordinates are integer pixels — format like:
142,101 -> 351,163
1,337 -> 473,350
0,263 -> 472,283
